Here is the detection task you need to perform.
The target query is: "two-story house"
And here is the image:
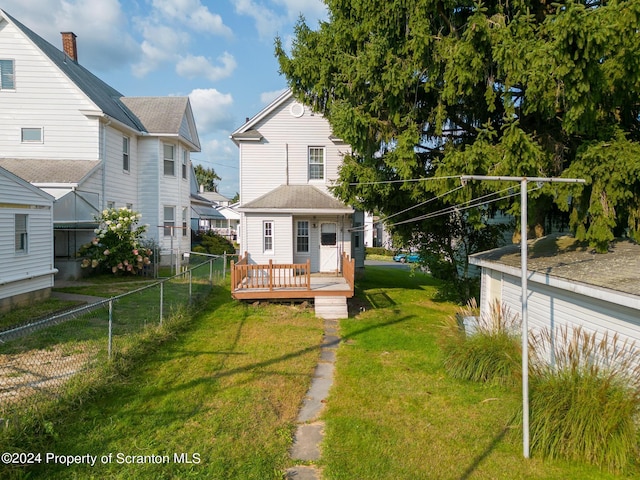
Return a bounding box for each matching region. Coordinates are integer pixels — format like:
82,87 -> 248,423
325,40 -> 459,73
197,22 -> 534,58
231,89 -> 364,275
0,9 -> 199,278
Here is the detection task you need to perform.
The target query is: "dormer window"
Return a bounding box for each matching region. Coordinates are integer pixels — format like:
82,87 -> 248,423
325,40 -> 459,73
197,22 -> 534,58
0,59 -> 15,90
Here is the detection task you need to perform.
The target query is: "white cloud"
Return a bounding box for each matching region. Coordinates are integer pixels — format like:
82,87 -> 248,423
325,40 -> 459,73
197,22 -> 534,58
189,88 -> 236,134
132,23 -> 190,77
1,0 -> 140,72
231,0 -> 327,39
151,0 -> 233,36
260,88 -> 288,105
177,52 -> 237,81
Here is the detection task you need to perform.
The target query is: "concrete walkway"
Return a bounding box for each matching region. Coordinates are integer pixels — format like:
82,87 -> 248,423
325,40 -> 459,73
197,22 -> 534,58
285,317 -> 341,479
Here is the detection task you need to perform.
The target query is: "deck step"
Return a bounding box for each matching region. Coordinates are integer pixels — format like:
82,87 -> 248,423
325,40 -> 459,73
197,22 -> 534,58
314,296 -> 348,320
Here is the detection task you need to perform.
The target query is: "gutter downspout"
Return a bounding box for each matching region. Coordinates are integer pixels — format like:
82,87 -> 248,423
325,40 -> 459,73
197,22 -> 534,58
101,118 -> 111,210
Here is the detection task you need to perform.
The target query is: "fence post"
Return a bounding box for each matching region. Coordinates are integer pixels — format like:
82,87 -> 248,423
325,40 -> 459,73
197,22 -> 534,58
160,281 -> 164,326
209,258 -> 213,285
189,269 -> 192,302
223,251 -> 227,278
108,299 -> 113,359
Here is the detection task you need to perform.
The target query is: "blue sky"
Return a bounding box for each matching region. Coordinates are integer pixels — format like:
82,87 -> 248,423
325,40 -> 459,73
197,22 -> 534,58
3,0 -> 328,198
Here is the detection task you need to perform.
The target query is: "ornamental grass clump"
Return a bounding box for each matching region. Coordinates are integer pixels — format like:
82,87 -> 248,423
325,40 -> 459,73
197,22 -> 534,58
440,299 -> 521,386
77,207 -> 152,275
529,325 -> 640,473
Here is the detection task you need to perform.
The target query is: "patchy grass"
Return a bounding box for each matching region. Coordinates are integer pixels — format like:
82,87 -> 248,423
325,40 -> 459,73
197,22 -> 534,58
6,286 -> 322,479
0,298 -> 82,331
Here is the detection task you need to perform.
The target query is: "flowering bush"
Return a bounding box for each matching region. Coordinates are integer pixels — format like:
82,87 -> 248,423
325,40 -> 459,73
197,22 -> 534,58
78,207 -> 152,275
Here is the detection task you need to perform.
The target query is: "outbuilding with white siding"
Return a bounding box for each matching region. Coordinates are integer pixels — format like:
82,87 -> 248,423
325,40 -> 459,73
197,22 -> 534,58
469,235 -> 640,359
0,167 -> 56,313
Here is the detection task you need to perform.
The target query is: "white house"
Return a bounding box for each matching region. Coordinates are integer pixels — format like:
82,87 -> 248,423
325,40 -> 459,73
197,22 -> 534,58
469,234 -> 640,362
231,89 -> 365,274
0,9 -> 200,278
0,166 -> 55,313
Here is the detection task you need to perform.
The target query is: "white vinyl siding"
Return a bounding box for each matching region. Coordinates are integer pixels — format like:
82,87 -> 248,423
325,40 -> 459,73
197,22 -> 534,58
238,95 -> 350,205
480,268 -> 640,368
0,59 -> 15,89
0,23 -> 99,160
0,169 -> 55,302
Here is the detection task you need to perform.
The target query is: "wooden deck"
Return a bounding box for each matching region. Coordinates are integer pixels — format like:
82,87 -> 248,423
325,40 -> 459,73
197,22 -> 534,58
230,252 -> 355,300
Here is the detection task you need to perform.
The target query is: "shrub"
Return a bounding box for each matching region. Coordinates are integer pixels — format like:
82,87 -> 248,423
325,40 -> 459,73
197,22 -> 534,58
77,208 -> 152,275
192,230 -> 235,255
440,300 -> 521,386
365,247 -> 394,257
529,325 -> 640,472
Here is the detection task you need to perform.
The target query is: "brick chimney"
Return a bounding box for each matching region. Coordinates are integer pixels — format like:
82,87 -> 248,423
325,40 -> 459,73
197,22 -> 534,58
61,32 -> 78,62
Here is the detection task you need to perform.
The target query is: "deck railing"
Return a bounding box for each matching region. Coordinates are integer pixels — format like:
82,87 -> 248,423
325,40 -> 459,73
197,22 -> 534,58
341,251 -> 355,291
231,253 -> 311,291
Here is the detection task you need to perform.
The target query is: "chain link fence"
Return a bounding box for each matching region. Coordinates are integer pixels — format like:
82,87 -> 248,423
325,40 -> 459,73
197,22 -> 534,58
0,253 -> 227,428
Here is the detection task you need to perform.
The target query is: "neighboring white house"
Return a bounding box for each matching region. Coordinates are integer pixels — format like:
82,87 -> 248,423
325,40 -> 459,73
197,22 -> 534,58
469,234 -> 640,362
0,166 -> 56,313
230,89 -> 364,273
190,165 -> 226,233
0,9 -> 200,278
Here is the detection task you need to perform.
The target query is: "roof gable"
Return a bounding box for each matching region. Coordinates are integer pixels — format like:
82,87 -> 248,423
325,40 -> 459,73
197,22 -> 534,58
0,166 -> 54,202
121,97 -> 201,150
241,185 -> 352,212
0,9 -> 144,133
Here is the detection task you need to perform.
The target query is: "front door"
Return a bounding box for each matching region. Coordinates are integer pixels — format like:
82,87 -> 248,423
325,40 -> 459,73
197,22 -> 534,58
319,222 -> 338,272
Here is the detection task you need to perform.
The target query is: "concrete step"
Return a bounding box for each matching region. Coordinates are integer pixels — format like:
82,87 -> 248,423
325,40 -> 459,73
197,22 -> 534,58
314,296 -> 348,319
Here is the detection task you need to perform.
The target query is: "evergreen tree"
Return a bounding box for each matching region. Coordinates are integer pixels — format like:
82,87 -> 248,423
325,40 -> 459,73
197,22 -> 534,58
194,164 -> 221,192
276,0 -> 640,277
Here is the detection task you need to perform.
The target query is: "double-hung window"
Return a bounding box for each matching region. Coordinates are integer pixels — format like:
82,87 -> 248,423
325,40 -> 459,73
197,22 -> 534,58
182,207 -> 188,237
164,144 -> 175,176
182,150 -> 188,179
263,221 -> 273,253
308,147 -> 325,181
15,214 -> 27,253
0,59 -> 15,90
164,206 -> 175,236
123,136 -> 130,172
296,221 -> 309,253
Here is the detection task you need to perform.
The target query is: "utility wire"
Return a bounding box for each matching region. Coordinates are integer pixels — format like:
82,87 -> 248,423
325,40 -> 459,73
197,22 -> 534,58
348,175 -> 461,186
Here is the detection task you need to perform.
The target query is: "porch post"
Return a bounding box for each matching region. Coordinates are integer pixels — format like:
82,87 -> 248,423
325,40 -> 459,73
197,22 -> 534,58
306,259 -> 311,291
268,259 -> 273,291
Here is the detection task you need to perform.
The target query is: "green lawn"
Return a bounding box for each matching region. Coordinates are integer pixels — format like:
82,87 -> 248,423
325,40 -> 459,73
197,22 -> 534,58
3,267 -> 638,479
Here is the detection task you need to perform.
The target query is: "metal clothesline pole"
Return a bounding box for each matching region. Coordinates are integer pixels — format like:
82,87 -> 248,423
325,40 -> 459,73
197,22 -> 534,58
460,175 -> 585,459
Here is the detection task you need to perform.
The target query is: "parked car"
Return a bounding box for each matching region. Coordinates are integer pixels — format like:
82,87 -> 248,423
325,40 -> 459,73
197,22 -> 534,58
393,252 -> 422,263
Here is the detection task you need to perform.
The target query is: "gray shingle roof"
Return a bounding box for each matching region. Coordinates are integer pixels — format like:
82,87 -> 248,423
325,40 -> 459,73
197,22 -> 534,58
0,158 -> 99,184
470,234 -> 640,297
2,10 -> 145,133
120,97 -> 186,134
241,185 -> 352,211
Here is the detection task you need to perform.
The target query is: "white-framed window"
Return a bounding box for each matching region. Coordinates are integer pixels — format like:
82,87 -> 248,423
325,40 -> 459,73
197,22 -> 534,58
182,207 -> 188,237
263,221 -> 273,253
21,127 -> 42,143
107,201 -> 115,209
182,150 -> 188,180
296,220 -> 309,253
0,59 -> 15,90
163,144 -> 175,176
164,206 -> 175,236
308,147 -> 325,181
15,214 -> 27,253
126,203 -> 133,210
122,136 -> 130,172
